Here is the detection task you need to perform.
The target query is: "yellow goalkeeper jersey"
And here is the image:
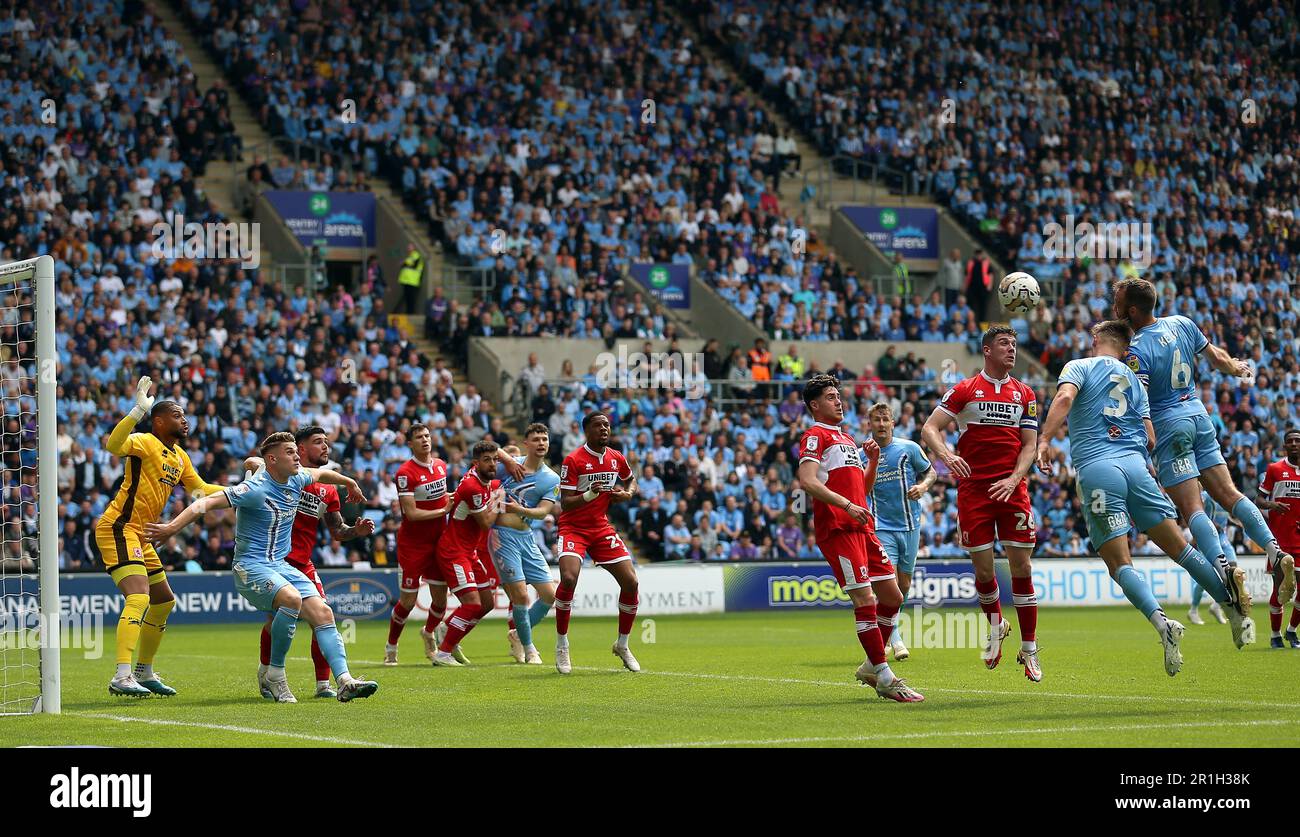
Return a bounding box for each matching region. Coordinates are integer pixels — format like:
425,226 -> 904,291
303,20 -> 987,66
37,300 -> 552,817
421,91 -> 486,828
98,432 -> 222,532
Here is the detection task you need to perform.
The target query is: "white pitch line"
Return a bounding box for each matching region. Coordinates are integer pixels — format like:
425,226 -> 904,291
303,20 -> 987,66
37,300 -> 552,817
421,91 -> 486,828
573,666 -> 1297,710
624,718 -> 1295,748
70,713 -> 398,748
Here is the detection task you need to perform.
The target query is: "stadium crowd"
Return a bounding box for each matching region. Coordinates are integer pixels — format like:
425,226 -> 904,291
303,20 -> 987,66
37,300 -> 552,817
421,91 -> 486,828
1,0 -> 1295,574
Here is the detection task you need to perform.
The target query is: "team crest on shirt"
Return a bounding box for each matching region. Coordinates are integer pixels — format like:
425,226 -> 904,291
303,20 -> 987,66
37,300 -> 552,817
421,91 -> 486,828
133,546 -> 143,559
1108,426 -> 1122,439
1012,390 -> 1022,402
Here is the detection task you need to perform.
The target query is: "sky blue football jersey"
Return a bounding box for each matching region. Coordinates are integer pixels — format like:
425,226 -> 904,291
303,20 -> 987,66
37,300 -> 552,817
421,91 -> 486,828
869,438 -> 931,532
1126,315 -> 1209,424
1058,355 -> 1151,469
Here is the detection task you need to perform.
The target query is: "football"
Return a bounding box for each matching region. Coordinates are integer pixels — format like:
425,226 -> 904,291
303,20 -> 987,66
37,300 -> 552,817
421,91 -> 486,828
998,271 -> 1041,314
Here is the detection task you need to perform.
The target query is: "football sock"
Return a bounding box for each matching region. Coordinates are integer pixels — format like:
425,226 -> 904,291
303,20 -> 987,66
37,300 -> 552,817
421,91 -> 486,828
1173,545 -> 1229,603
854,604 -> 886,666
439,604 -> 481,651
387,600 -> 411,646
115,593 -> 149,667
873,662 -> 896,687
528,598 -> 552,628
615,633 -> 630,650
313,622 -> 349,680
424,605 -> 445,634
269,606 -> 299,668
133,663 -> 154,681
136,598 -> 174,666
556,633 -> 569,650
1232,498 -> 1279,564
617,590 -> 638,637
554,583 -> 575,636
1190,583 -> 1204,609
1187,511 -> 1225,565
1270,584 -> 1283,634
876,601 -> 900,649
1115,566 -> 1163,631
310,634 -> 331,683
259,623 -> 272,665
974,577 -> 1002,624
1290,606 -> 1300,631
512,604 -> 533,648
1011,575 -> 1037,643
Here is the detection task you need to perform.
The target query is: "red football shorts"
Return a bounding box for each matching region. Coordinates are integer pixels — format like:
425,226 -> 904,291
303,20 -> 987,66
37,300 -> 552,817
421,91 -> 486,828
956,478 -> 1037,553
437,547 -> 495,593
397,531 -> 444,592
286,556 -> 326,599
558,524 -> 632,565
818,527 -> 894,591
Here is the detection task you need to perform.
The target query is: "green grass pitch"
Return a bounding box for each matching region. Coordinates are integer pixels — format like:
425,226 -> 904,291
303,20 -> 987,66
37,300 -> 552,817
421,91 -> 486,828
3,608 -> 1294,747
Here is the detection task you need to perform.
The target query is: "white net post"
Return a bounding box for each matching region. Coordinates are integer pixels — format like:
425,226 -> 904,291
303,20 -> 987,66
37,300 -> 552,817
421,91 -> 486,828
0,255 -> 58,714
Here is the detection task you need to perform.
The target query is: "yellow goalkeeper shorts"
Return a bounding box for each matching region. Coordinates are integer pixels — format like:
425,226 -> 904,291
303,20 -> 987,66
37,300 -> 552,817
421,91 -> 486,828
93,521 -> 167,587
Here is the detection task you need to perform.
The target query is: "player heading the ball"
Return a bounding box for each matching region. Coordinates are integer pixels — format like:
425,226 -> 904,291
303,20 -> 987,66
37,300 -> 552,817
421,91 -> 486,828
921,327 -> 1043,681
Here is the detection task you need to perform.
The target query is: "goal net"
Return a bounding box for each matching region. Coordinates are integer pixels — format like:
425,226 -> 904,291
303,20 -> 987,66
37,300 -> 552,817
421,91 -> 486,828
0,255 -> 58,715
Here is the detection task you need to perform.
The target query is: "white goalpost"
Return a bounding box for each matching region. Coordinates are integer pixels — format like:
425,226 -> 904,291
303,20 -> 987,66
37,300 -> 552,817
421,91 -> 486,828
0,255 -> 59,714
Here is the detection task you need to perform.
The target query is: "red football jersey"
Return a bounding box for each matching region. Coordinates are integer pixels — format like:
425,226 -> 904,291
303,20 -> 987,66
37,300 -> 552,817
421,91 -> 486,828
440,468 -> 496,558
287,482 -> 340,566
1260,459 -> 1300,548
935,372 -> 1038,481
798,421 -> 873,543
558,444 -> 633,530
395,457 -> 449,540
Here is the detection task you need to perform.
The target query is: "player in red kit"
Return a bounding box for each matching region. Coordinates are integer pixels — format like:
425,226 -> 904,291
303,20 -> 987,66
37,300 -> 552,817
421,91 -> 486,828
385,424 -> 452,666
798,374 -> 924,703
553,412 -> 640,675
921,326 -> 1042,681
1257,428 -> 1300,648
247,426 -> 375,698
430,440 -> 506,667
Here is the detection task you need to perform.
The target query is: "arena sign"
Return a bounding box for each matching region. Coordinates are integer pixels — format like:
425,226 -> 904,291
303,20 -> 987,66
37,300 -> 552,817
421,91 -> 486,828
840,206 -> 939,261
629,263 -> 691,308
264,190 -> 376,248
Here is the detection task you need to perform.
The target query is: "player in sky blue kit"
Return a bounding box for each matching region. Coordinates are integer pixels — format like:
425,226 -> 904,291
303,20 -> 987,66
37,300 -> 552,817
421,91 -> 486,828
866,403 -> 936,662
1115,277 -> 1293,612
491,424 -> 561,664
1038,321 -> 1255,677
146,431 -> 380,703
1187,491 -> 1233,626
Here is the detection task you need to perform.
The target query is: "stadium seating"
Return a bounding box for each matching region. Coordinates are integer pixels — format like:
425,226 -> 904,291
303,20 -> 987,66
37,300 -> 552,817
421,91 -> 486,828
5,0 -> 1295,573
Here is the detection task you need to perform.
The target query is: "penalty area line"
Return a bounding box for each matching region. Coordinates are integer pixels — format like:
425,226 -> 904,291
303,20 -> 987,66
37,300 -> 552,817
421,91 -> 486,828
69,713 -> 399,748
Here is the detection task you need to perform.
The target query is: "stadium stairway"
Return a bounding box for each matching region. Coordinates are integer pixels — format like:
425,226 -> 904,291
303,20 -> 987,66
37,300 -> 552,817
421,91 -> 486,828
156,0 -> 448,304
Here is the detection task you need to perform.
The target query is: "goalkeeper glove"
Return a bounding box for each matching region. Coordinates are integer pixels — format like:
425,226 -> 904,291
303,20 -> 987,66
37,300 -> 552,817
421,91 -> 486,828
128,376 -> 155,422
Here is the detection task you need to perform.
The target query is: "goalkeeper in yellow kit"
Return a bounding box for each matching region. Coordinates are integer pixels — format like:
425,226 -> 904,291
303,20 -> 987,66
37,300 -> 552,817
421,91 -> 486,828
94,376 -> 227,697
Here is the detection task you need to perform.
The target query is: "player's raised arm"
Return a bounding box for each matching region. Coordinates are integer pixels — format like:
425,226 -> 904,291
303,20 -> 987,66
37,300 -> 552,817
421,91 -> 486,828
144,489 -> 233,544
1036,382 -> 1077,472
106,375 -> 156,456
302,466 -> 367,503
1202,341 -> 1252,378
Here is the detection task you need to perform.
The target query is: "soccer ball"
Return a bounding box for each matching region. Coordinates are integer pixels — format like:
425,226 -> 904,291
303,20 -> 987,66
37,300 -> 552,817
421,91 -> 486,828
998,272 -> 1041,314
